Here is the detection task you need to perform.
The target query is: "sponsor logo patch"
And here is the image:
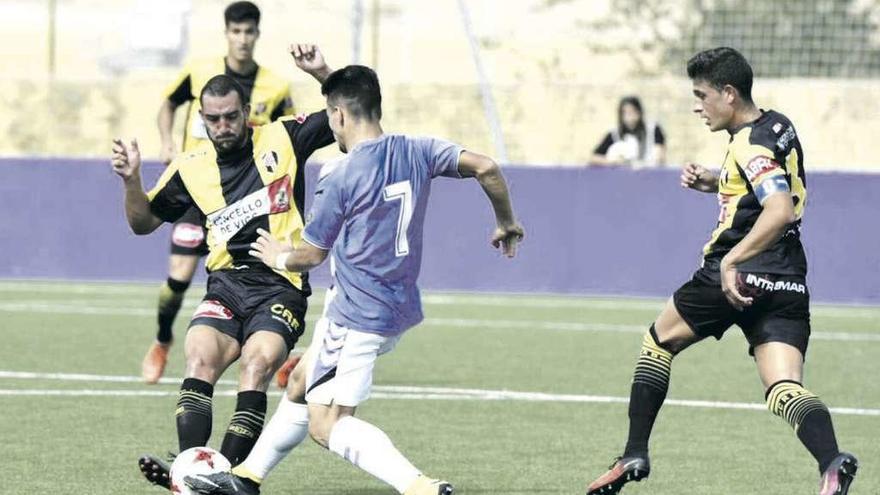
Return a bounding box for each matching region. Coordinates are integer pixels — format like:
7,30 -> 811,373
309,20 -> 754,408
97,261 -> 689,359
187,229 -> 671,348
270,303 -> 301,332
193,299 -> 234,320
744,274 -> 806,294
775,126 -> 797,151
172,223 -> 205,248
207,175 -> 292,243
743,156 -> 779,183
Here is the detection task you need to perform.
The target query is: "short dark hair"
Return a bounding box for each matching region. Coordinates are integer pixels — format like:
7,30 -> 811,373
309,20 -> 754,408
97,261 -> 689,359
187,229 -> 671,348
687,47 -> 753,102
321,65 -> 382,121
200,74 -> 246,107
224,1 -> 260,26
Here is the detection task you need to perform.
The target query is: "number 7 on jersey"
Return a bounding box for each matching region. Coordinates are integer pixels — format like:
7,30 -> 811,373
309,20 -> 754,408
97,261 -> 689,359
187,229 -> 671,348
383,180 -> 413,257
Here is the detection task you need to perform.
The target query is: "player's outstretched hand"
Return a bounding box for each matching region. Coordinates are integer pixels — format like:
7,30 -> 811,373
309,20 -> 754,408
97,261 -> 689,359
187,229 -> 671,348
720,258 -> 753,311
111,138 -> 142,182
680,162 -> 717,192
249,228 -> 292,271
492,223 -> 525,258
290,43 -> 331,81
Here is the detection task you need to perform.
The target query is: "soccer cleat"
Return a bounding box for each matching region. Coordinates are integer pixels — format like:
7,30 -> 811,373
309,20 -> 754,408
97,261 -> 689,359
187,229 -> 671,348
184,471 -> 260,495
142,341 -> 172,384
274,352 -> 302,389
586,455 -> 650,495
138,453 -> 173,490
403,475 -> 454,495
819,452 -> 858,495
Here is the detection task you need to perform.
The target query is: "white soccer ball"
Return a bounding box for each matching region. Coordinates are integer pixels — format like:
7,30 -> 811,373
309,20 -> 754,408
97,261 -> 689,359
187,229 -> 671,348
169,447 -> 232,495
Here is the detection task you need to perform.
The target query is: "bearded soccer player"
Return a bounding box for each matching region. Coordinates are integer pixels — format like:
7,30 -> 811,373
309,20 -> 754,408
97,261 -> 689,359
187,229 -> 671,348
181,65 -> 524,495
112,45 -> 334,490
144,1 -> 297,385
585,47 -> 857,495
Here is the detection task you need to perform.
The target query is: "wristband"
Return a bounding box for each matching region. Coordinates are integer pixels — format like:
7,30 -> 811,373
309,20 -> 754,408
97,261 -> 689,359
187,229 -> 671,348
275,252 -> 289,271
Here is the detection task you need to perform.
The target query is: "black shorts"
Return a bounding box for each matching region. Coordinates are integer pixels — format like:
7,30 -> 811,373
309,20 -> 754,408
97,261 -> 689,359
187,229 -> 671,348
673,270 -> 811,356
189,267 -> 308,351
170,207 -> 209,257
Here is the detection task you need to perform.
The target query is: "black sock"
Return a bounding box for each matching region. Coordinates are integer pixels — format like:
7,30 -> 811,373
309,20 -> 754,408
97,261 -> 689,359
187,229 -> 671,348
766,380 -> 840,473
623,325 -> 674,458
176,378 -> 214,451
157,277 -> 190,343
221,391 -> 268,466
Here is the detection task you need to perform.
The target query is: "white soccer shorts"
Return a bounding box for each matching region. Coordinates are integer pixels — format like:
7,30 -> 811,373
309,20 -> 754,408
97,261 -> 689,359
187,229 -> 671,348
304,315 -> 401,407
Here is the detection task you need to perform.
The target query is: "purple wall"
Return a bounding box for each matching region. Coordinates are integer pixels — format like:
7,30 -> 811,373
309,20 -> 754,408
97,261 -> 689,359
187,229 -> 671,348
1,158 -> 878,303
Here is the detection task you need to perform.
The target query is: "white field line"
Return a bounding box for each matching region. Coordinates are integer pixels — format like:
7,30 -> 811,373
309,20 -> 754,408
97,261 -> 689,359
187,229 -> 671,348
0,301 -> 876,342
0,370 -> 878,416
0,281 -> 877,319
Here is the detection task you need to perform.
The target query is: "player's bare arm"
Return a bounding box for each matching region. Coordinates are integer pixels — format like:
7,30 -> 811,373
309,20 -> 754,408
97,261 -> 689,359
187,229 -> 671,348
720,191 -> 796,310
457,150 -> 525,258
111,138 -> 163,235
680,162 -> 718,192
248,228 -> 328,272
290,44 -> 333,83
157,99 -> 179,165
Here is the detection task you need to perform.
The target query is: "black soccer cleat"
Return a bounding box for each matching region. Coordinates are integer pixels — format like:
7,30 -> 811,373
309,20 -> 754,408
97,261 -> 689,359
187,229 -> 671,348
585,455 -> 650,495
138,453 -> 173,490
819,452 -> 858,495
184,471 -> 260,495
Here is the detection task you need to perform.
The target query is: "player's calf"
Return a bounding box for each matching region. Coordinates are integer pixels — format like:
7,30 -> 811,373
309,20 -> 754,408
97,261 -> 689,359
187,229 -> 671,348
766,380 -> 842,473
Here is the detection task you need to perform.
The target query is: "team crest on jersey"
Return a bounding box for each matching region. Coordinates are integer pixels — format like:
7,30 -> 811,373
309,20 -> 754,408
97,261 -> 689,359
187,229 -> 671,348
254,102 -> 267,115
261,151 -> 279,173
207,175 -> 292,243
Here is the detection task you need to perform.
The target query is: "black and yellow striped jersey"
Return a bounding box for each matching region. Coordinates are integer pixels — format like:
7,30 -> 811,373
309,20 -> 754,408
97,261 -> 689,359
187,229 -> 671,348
164,57 -> 295,152
701,110 -> 807,277
147,112 -> 333,291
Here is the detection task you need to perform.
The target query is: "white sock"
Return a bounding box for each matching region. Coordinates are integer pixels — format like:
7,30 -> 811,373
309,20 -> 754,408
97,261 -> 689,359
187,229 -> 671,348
237,395 -> 309,481
328,416 -> 421,493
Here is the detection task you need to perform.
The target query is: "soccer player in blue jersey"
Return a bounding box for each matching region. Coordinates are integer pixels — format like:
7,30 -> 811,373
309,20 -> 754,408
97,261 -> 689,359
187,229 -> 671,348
184,65 -> 523,495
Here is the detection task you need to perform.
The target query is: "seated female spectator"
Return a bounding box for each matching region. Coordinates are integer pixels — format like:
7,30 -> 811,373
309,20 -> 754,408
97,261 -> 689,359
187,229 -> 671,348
591,96 -> 666,168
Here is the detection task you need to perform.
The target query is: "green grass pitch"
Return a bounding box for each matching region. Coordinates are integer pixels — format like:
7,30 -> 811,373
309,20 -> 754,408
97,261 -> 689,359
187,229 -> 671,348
0,280 -> 877,494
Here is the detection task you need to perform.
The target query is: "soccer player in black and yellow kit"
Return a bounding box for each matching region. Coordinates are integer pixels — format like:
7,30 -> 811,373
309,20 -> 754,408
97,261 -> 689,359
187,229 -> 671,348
144,1 -> 296,385
112,44 -> 334,490
585,48 -> 858,495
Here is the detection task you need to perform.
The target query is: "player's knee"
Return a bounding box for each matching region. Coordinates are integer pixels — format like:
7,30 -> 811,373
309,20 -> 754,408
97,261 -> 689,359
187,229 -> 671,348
168,255 -> 198,280
239,354 -> 276,387
286,368 -> 307,402
308,416 -> 333,448
184,355 -> 222,383
647,324 -> 683,355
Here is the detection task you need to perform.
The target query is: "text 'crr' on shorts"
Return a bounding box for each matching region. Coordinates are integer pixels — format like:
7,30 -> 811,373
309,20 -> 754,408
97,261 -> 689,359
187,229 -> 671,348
169,206 -> 209,257
304,316 -> 401,408
188,267 -> 307,352
672,270 -> 811,357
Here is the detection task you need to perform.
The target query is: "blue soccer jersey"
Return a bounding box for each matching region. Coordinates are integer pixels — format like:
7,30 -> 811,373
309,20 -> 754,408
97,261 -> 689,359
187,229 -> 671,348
302,135 -> 464,335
